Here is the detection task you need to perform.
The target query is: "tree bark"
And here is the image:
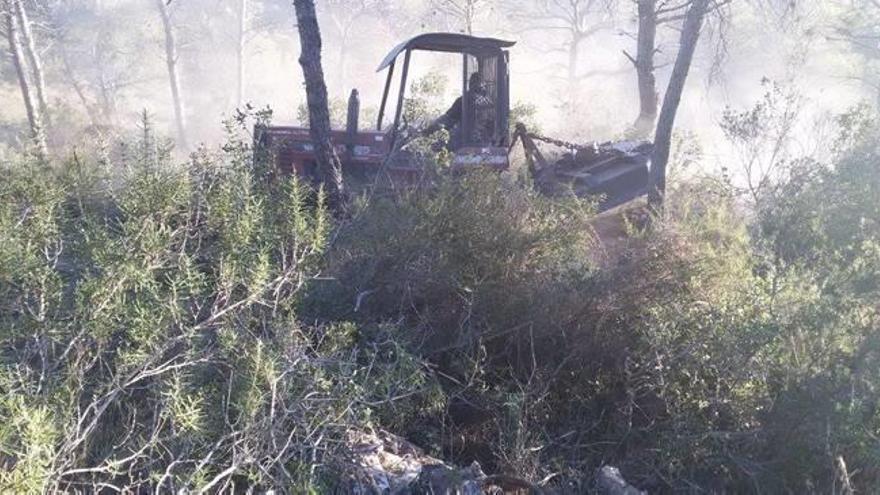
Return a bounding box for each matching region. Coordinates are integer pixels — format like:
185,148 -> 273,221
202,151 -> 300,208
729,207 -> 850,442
293,0 -> 345,202
156,0 -> 188,149
13,0 -> 50,134
633,0 -> 658,137
648,0 -> 710,210
236,0 -> 247,107
4,0 -> 47,158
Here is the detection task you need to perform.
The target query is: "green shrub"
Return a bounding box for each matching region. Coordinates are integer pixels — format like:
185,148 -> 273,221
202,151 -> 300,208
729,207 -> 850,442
0,115 -> 429,492
3,105 -> 880,493
313,172 -> 594,365
307,121 -> 880,492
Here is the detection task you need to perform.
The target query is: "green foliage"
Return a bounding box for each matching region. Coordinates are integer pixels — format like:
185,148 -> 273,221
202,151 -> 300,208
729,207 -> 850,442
510,101 -> 541,135
0,391 -> 59,493
298,97 -> 348,128
0,112 -> 424,492
297,96 -> 378,130
403,70 -> 450,129
306,110 -> 880,492
3,103 -> 880,493
739,118 -> 880,490
721,79 -> 804,205
317,173 -> 593,363
608,115 -> 880,492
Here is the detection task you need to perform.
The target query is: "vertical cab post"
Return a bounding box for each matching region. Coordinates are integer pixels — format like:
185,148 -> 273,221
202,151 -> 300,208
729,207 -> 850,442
376,60 -> 395,131
497,51 -> 510,146
345,89 -> 360,162
390,49 -> 411,148
461,53 -> 472,147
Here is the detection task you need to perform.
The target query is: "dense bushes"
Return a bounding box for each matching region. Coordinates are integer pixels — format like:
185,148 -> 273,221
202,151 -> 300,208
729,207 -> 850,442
311,173 -> 593,362
317,173 -> 774,489
1,111 -> 879,493
0,122 -> 429,492
309,120 -> 880,491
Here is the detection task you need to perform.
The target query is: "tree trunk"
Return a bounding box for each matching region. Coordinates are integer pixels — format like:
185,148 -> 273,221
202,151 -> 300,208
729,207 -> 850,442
293,0 -> 345,202
4,0 -> 47,158
59,43 -> 102,128
236,0 -> 247,107
633,0 -> 658,137
13,0 -> 50,134
329,13 -> 348,96
97,70 -> 119,126
338,37 -> 348,97
648,0 -> 710,210
567,34 -> 580,100
156,0 -> 188,149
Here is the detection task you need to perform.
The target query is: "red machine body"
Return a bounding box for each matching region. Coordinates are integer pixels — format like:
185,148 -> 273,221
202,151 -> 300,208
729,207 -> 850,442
255,126 -> 391,177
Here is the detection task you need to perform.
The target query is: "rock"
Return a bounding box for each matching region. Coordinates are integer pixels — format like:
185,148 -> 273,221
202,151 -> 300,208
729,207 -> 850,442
411,462 -> 486,494
340,429 -> 498,494
594,466 -> 646,495
341,429 -> 428,494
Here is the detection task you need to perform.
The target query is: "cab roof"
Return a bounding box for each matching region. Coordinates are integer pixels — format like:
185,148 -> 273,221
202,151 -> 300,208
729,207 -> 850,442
377,32 -> 515,72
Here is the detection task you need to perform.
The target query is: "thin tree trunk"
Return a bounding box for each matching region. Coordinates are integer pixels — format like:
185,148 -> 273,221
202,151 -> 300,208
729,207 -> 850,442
567,34 -> 579,98
633,0 -> 658,137
59,43 -> 102,128
329,14 -> 348,95
567,0 -> 581,105
13,0 -> 50,134
648,0 -> 710,210
97,71 -> 118,126
236,0 -> 247,107
156,0 -> 188,149
338,37 -> 348,96
4,0 -> 47,158
293,0 -> 345,202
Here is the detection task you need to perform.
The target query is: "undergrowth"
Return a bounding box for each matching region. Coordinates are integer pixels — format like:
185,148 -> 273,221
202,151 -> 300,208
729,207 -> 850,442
1,108 -> 879,493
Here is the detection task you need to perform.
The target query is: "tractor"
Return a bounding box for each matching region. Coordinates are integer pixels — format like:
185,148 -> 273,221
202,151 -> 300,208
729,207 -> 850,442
255,32 -> 652,211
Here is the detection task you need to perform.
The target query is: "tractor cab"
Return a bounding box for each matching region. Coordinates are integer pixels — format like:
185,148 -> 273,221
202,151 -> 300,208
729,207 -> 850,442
254,33 -> 514,181
376,33 -> 514,169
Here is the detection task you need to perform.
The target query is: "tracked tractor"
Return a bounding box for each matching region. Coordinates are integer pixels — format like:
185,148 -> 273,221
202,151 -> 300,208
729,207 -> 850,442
256,32 -> 652,211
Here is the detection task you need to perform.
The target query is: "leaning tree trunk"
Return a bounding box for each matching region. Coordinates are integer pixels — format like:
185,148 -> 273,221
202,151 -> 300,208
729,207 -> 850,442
293,0 -> 345,202
59,44 -> 102,128
156,0 -> 188,149
648,0 -> 710,210
13,0 -> 50,135
4,0 -> 47,158
235,0 -> 247,107
633,0 -> 658,137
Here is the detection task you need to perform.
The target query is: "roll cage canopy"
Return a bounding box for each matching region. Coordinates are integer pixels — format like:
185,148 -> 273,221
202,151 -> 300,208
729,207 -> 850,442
376,33 -> 515,149
376,33 -> 516,72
